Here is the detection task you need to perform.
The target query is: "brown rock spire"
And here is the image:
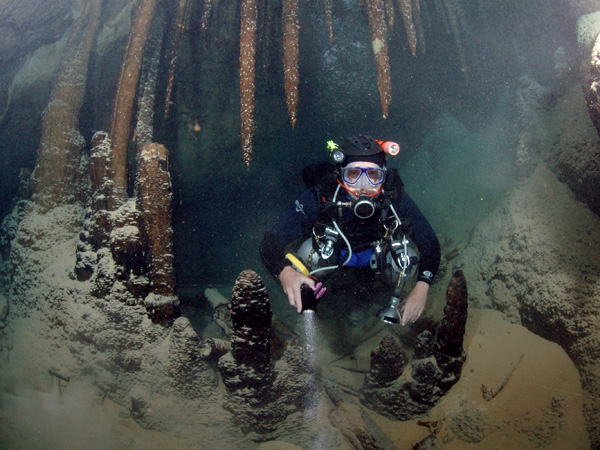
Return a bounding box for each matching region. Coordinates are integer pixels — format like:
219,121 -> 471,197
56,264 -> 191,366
282,0 -> 300,129
240,0 -> 258,168
108,0 -> 160,202
398,0 -> 417,56
31,0 -> 103,210
324,0 -> 334,43
365,0 -> 392,118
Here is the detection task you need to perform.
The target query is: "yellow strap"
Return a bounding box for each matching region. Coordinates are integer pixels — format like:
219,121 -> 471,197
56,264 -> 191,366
285,253 -> 310,276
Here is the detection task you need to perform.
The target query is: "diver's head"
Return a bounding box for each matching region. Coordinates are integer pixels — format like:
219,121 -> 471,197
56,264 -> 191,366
338,135 -> 387,196
334,136 -> 387,219
339,135 -> 387,168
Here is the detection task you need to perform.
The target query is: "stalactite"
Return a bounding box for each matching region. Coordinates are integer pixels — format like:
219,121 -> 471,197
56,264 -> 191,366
240,0 -> 258,168
385,0 -> 395,29
366,0 -> 392,119
442,0 -> 468,82
324,0 -> 334,43
30,0 -> 103,211
200,0 -> 213,33
413,0 -> 426,55
282,0 -> 300,129
135,14 -> 164,152
398,0 -> 417,56
108,0 -> 160,203
433,0 -> 450,35
164,0 -> 192,121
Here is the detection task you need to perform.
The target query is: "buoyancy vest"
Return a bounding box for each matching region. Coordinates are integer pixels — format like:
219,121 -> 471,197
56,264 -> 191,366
305,164 -> 409,267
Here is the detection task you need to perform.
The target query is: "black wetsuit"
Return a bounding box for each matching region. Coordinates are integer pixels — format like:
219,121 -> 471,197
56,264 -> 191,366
260,176 -> 441,286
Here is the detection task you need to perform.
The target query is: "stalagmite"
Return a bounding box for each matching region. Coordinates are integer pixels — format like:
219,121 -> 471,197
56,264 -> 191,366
164,0 -> 191,121
228,269 -> 272,368
366,0 -> 392,118
240,0 -> 258,168
282,0 -> 300,129
398,0 -> 417,56
86,132 -> 119,248
218,270 -> 276,429
324,0 -> 334,43
363,335 -> 406,388
109,0 -> 160,202
137,142 -> 180,323
435,270 -> 468,364
30,0 -> 102,211
360,271 -> 468,420
216,270 -> 319,436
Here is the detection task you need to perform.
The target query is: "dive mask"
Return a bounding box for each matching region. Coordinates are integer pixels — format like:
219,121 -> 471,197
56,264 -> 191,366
341,166 -> 386,187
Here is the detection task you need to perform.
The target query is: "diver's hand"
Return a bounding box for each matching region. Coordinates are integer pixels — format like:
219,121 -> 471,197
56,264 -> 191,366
401,281 -> 429,326
279,266 -> 315,313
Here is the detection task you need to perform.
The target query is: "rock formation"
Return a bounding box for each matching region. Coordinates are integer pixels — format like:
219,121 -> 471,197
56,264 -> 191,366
239,0 -> 257,169
30,0 -> 102,211
135,10 -> 165,152
217,270 -> 320,442
365,0 -> 392,119
75,134 -> 179,325
360,270 -> 468,419
459,163 -> 600,445
108,0 -> 160,202
137,142 -> 179,323
282,0 -> 300,129
324,381 -> 398,450
164,0 -> 191,121
398,0 -> 417,56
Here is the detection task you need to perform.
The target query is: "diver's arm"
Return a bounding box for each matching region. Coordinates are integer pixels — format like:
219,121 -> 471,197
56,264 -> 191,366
395,192 -> 440,324
397,192 -> 441,284
401,281 -> 429,325
260,189 -> 317,277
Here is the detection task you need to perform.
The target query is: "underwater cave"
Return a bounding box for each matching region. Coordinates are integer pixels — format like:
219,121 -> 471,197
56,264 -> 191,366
1,0 -> 600,448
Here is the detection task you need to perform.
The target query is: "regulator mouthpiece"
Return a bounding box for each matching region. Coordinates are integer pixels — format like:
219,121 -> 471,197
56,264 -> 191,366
376,296 -> 402,324
354,194 -> 376,219
301,284 -> 318,315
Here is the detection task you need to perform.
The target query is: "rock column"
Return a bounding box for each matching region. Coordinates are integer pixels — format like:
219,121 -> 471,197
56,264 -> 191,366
361,270 -> 468,420
137,142 -> 179,324
30,0 -> 102,211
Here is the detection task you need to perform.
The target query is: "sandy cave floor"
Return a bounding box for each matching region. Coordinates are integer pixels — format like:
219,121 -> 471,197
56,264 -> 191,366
0,307 -> 589,449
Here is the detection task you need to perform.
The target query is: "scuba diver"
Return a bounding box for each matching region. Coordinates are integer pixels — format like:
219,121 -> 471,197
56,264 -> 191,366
260,135 -> 441,326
